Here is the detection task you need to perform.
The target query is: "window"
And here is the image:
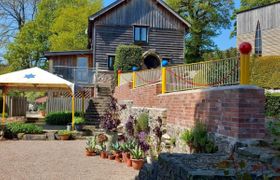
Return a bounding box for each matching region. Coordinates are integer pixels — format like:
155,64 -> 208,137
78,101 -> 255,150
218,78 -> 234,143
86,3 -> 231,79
108,56 -> 115,70
76,57 -> 88,83
255,21 -> 262,56
134,26 -> 148,43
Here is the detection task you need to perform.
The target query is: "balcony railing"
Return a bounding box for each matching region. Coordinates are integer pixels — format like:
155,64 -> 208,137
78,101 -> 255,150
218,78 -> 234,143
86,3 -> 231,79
51,66 -> 97,85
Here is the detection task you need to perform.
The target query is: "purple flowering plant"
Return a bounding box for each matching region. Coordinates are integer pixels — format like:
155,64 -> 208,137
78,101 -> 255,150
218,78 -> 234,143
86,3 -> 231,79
138,131 -> 150,152
100,96 -> 126,132
125,115 -> 135,137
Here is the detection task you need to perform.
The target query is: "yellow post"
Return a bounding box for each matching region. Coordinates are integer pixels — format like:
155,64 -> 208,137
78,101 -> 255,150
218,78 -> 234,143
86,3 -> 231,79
161,59 -> 168,94
117,70 -> 122,87
71,94 -> 75,130
1,91 -> 6,127
132,72 -> 136,89
239,42 -> 252,85
162,67 -> 166,94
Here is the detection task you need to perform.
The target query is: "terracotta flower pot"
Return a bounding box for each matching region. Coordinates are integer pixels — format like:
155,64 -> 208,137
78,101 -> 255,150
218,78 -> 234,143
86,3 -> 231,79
40,110 -> 46,117
132,159 -> 144,170
59,135 -> 70,140
100,151 -> 108,159
108,154 -> 115,160
85,150 -> 96,156
115,152 -> 122,158
115,153 -> 121,162
122,152 -> 130,163
126,158 -> 132,167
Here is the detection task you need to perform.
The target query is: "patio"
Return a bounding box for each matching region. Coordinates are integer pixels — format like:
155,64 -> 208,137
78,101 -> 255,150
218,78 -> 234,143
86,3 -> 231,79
0,140 -> 139,180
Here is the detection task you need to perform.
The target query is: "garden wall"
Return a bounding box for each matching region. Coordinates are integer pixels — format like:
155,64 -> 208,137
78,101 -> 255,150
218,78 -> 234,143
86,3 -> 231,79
114,82 -> 266,140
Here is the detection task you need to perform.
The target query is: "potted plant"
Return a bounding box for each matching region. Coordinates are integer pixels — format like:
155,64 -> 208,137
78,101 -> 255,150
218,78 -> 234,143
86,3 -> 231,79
125,140 -> 137,167
57,130 -> 72,140
38,103 -> 46,117
100,144 -> 108,159
121,139 -> 137,164
108,151 -> 115,160
100,97 -> 123,151
130,145 -> 145,170
97,133 -> 108,159
120,142 -> 129,163
74,117 -> 85,131
111,142 -> 122,163
85,136 -> 97,156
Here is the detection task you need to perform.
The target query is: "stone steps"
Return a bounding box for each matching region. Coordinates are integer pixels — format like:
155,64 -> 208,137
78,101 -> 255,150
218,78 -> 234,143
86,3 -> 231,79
84,86 -> 112,126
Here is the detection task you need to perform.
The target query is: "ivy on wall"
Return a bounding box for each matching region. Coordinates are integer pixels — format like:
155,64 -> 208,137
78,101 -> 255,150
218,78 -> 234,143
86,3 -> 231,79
114,44 -> 143,74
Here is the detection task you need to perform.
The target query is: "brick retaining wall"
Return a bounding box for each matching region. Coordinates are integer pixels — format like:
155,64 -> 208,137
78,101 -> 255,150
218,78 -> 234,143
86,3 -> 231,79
114,82 -> 265,139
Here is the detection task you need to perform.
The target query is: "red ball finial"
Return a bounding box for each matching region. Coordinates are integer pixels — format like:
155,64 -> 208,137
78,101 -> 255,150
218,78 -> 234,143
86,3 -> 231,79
117,70 -> 122,74
239,42 -> 252,54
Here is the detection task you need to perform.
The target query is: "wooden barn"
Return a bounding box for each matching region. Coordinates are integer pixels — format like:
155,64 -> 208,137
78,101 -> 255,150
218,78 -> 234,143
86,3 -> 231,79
45,0 -> 190,90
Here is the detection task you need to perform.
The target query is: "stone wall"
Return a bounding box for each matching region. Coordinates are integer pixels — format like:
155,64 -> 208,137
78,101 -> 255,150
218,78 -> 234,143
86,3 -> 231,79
114,82 -> 266,140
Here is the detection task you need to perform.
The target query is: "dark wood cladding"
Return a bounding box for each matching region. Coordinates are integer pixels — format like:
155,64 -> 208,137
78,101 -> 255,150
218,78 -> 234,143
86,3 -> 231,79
94,25 -> 184,69
95,0 -> 186,30
50,54 -> 93,68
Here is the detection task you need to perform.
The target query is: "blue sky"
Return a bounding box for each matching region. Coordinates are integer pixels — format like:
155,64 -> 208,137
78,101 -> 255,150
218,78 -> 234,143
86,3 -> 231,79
104,0 -> 241,50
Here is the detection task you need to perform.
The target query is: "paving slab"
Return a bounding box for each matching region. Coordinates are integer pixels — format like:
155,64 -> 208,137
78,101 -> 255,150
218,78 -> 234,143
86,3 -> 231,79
0,140 -> 139,180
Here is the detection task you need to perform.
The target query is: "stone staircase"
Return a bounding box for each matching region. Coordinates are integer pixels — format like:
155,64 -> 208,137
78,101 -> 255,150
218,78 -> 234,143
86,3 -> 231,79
84,86 -> 112,127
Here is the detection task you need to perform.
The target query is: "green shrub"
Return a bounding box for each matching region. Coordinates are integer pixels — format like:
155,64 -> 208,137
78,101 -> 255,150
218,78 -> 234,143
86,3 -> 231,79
0,113 -> 8,118
74,117 -> 85,124
38,103 -> 46,111
250,56 -> 280,89
265,93 -> 280,118
181,129 -> 194,145
135,113 -> 149,133
45,112 -> 82,125
5,122 -> 43,136
193,59 -> 238,86
180,122 -> 218,153
57,130 -> 72,136
114,44 -> 142,74
267,120 -> 280,150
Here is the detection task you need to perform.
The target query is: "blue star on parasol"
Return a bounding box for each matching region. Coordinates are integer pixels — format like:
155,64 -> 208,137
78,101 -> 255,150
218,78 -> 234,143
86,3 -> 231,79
24,74 -> 36,79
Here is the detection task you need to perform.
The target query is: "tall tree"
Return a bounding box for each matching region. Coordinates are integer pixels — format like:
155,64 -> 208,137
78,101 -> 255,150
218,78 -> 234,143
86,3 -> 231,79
230,0 -> 279,38
0,0 -> 39,47
202,47 -> 237,60
49,0 -> 103,51
4,0 -> 59,70
4,0 -> 103,71
166,0 -> 234,63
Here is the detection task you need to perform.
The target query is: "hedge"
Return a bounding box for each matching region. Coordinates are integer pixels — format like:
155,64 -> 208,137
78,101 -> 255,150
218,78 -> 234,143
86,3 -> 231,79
250,56 -> 280,89
265,93 -> 280,118
45,112 -> 82,125
5,122 -> 43,137
193,60 -> 235,85
114,44 -> 143,74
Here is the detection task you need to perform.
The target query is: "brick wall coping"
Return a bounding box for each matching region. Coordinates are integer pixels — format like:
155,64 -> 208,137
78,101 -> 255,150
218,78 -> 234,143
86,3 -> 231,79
131,106 -> 167,111
158,85 -> 263,97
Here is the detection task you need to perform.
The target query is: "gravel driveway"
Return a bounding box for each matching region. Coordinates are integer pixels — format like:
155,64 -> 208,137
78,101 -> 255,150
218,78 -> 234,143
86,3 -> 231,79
0,140 -> 139,180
